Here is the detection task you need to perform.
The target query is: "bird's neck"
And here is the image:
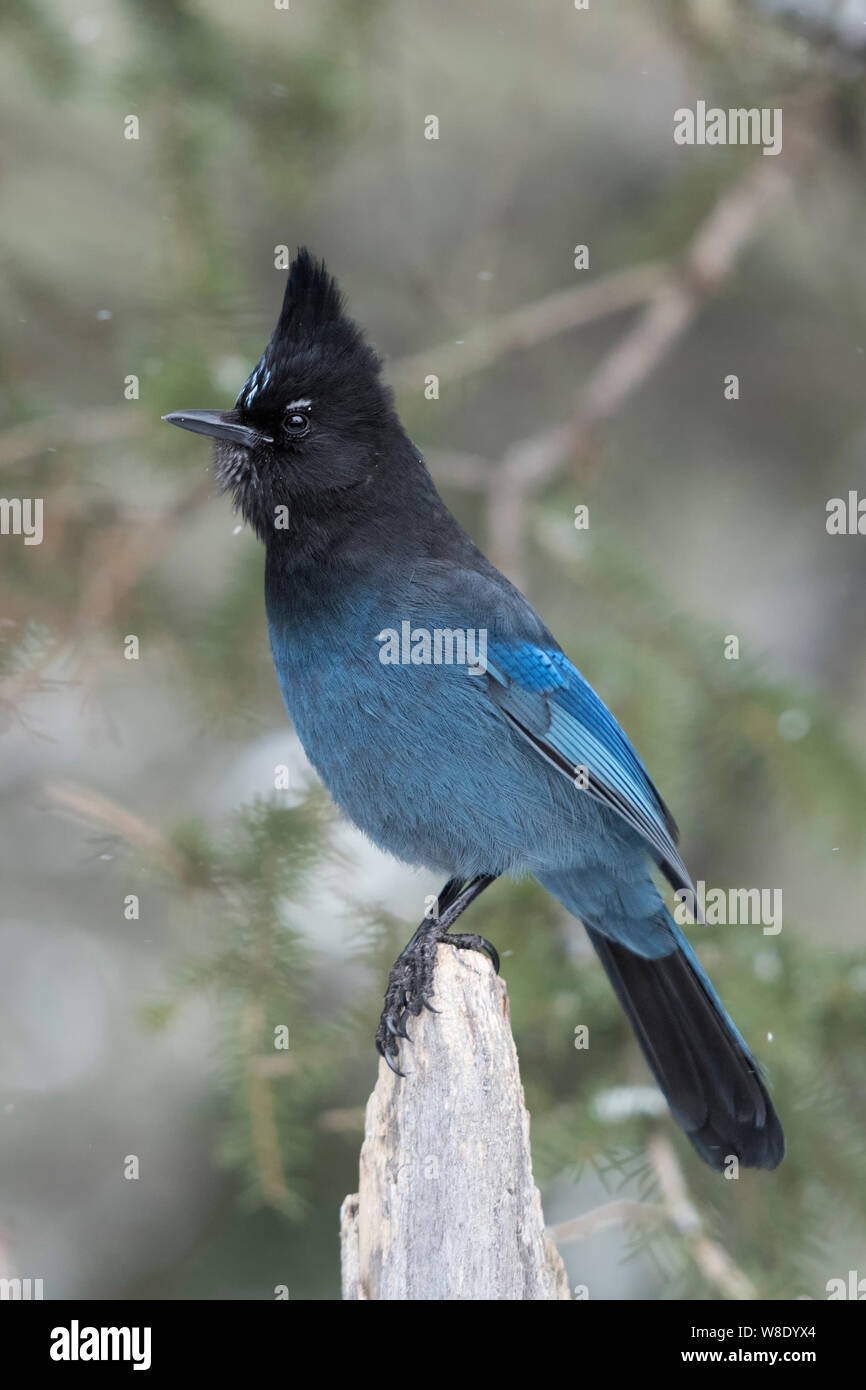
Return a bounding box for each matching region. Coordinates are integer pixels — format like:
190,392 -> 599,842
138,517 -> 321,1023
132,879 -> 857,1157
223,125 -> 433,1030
263,451 -> 461,614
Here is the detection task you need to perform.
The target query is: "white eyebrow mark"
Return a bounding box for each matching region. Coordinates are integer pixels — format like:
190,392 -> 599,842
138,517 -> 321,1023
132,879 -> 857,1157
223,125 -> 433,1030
286,398 -> 312,410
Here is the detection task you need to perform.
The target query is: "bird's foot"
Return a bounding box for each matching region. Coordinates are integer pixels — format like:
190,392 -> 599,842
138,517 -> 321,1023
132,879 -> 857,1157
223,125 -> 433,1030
375,925 -> 500,1076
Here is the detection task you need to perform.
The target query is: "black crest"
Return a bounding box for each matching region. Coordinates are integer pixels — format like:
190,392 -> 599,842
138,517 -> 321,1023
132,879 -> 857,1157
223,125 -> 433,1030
236,248 -> 376,411
276,248 -> 345,345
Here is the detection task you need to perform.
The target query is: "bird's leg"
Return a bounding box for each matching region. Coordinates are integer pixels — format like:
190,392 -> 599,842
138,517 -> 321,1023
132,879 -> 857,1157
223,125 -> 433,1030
375,874 -> 499,1075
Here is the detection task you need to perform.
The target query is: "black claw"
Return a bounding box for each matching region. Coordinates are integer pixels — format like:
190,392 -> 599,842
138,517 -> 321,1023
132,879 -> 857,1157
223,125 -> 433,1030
380,1044 -> 405,1078
484,941 -> 501,974
448,932 -> 501,975
374,874 -> 499,1065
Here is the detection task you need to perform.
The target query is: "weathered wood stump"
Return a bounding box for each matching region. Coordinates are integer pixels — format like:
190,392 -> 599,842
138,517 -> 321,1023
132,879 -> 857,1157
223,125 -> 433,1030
340,944 -> 570,1300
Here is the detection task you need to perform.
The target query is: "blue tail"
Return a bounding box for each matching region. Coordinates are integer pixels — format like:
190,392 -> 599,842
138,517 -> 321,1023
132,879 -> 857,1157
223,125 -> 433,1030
537,869 -> 784,1171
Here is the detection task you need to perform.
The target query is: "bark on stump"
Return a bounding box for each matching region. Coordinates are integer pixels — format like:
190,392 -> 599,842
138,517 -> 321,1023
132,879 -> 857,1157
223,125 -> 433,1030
340,944 -> 570,1300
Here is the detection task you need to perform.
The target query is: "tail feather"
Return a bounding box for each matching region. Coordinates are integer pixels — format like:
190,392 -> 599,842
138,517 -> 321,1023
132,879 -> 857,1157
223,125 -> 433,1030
586,919 -> 784,1171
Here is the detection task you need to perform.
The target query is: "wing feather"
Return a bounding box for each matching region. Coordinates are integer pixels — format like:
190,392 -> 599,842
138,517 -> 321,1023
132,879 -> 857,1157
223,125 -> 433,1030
485,643 -> 698,906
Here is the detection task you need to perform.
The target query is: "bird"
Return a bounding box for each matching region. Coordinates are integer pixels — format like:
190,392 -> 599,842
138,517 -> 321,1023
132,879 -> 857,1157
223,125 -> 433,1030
164,248 -> 784,1173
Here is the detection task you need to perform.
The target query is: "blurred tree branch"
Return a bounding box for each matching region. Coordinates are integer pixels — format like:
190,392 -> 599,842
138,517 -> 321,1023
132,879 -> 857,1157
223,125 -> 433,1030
387,262 -> 666,391
549,1131 -> 758,1300
484,121 -> 819,579
0,476 -> 212,725
647,1132 -> 757,1300
41,778 -> 188,877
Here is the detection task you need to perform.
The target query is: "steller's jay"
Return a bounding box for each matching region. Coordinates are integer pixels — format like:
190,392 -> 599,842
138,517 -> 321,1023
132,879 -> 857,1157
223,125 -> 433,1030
165,249 -> 784,1172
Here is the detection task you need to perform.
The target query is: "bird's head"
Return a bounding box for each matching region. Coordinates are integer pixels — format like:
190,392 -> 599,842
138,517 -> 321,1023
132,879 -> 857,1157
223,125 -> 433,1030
164,248 -> 395,540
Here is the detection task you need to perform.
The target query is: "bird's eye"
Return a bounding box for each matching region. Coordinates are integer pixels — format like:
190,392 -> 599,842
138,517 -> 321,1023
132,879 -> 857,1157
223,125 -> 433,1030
283,410 -> 310,437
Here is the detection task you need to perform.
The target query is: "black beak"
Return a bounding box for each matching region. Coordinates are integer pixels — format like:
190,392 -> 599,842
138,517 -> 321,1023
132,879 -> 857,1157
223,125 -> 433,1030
162,410 -> 272,447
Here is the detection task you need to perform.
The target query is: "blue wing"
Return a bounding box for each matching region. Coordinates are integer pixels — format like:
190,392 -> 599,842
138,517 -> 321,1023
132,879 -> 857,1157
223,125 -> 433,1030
485,641 -> 697,904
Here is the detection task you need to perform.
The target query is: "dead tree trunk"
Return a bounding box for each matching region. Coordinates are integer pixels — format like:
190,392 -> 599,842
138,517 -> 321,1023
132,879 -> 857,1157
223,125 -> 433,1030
340,944 -> 570,1300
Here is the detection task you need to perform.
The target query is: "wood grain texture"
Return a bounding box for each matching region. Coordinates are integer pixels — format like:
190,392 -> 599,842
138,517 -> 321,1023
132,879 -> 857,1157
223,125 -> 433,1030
341,944 -> 570,1300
